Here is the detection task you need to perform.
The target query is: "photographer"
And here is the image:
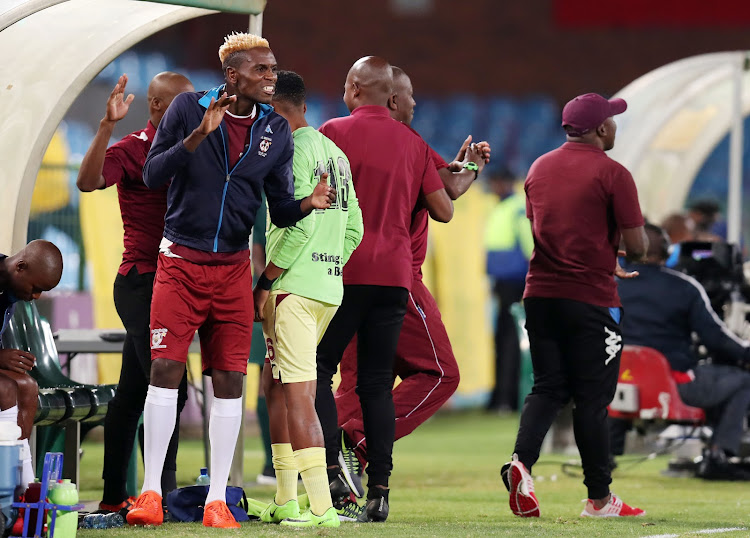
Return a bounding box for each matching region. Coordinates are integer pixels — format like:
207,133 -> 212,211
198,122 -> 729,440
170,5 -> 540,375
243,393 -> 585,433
617,223 -> 750,480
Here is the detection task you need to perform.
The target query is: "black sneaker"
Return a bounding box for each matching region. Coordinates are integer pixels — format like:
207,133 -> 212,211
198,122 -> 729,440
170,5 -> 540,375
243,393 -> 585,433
330,471 -> 351,502
329,471 -> 363,522
338,430 -> 365,498
356,488 -> 389,523
696,448 -> 750,481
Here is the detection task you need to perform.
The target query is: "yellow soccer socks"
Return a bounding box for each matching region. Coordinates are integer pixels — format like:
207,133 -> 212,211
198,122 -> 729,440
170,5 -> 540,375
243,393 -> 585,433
272,443 -> 298,504
294,447 -> 333,516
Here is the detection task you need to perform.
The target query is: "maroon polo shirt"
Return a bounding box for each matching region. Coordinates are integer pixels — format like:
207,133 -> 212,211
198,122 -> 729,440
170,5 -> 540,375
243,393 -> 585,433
410,142 -> 450,281
102,121 -> 167,276
523,141 -> 644,307
320,106 -> 444,290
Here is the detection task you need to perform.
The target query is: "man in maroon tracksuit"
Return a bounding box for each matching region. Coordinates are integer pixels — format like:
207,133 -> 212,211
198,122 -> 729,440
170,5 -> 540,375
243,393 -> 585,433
334,67 -> 490,494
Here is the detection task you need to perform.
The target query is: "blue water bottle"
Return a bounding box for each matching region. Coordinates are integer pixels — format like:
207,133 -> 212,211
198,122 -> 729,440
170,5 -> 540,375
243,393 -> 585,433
195,468 -> 210,486
80,512 -> 124,529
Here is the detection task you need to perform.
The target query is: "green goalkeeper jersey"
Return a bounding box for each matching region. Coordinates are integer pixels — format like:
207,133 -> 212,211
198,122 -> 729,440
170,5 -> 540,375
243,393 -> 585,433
265,126 -> 364,305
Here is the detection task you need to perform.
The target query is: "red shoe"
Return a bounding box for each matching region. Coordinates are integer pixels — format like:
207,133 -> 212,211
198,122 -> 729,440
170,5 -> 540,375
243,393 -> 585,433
126,491 -> 163,526
580,494 -> 645,517
503,453 -> 540,517
10,508 -> 25,536
203,500 -> 241,528
98,496 -> 136,514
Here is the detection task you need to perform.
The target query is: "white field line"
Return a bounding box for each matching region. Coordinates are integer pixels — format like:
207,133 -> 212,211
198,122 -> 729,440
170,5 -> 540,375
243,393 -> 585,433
644,528 -> 748,538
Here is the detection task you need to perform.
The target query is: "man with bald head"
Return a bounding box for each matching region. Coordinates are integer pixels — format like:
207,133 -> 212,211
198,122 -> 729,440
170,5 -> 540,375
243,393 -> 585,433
0,240 -> 63,488
77,71 -> 194,515
334,65 -> 490,497
316,56 -> 454,522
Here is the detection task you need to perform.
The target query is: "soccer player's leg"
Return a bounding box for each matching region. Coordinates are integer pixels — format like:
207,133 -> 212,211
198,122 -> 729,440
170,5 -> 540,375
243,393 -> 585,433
128,256 -> 205,527
270,294 -> 339,528
259,295 -> 299,524
199,261 -> 254,529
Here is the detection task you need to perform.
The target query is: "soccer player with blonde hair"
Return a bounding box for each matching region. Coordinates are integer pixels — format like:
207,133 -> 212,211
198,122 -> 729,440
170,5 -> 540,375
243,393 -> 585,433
126,32 -> 335,529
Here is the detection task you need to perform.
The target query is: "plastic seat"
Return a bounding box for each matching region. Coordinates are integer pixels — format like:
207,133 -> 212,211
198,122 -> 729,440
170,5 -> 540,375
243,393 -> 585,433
609,345 -> 705,423
1,302 -> 117,480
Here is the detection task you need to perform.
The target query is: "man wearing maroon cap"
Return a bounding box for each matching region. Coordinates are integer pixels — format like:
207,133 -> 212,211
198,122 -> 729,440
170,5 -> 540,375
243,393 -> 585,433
501,93 -> 648,518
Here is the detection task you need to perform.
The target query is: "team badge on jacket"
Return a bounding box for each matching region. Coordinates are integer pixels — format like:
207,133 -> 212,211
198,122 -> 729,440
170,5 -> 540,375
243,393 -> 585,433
258,136 -> 272,157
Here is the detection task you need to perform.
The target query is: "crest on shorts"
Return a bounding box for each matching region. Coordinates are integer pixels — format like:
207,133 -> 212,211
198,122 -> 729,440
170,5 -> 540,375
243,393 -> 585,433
151,328 -> 168,350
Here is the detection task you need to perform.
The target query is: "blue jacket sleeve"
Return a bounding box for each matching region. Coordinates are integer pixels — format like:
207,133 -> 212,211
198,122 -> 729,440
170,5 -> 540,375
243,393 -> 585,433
263,128 -> 304,228
143,93 -> 194,189
688,281 -> 750,364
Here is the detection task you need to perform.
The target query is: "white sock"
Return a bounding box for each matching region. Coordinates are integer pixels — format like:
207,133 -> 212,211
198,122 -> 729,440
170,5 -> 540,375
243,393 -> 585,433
0,405 -> 19,427
20,439 -> 34,485
141,385 -> 178,496
205,396 -> 243,505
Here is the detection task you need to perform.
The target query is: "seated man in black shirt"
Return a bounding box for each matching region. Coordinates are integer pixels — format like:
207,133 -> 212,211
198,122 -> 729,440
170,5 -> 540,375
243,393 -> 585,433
616,223 -> 750,480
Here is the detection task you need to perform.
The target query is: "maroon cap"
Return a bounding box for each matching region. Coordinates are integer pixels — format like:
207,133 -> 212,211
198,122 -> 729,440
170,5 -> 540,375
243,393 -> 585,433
561,93 -> 627,136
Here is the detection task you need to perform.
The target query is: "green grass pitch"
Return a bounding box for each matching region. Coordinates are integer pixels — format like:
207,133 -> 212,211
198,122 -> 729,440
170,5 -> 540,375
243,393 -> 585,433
74,411 -> 750,537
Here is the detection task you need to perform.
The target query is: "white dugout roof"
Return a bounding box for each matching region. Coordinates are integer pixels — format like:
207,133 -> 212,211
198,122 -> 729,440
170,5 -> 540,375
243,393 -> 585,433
609,52 -> 750,243
0,0 -> 265,253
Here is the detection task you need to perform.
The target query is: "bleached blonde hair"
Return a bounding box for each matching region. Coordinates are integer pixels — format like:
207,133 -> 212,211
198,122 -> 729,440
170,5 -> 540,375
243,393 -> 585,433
218,32 -> 270,64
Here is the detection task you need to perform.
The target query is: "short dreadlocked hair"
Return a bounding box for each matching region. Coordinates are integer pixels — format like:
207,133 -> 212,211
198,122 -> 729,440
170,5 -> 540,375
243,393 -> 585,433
219,32 -> 270,72
273,71 -> 306,108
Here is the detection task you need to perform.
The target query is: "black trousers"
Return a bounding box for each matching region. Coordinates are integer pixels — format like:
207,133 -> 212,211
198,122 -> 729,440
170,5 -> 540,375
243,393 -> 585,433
316,284 -> 409,489
102,267 -> 188,504
488,280 -> 525,411
514,297 -> 622,500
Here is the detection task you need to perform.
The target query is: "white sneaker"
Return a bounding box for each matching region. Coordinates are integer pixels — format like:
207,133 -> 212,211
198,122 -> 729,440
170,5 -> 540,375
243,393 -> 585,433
580,494 -> 645,517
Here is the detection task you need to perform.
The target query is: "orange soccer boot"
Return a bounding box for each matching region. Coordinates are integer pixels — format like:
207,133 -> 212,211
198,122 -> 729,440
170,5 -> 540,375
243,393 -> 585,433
203,500 -> 241,529
126,490 -> 163,526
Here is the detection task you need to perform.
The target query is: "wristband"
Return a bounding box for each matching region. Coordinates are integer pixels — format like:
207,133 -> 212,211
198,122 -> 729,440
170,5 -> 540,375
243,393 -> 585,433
463,161 -> 479,180
257,273 -> 276,291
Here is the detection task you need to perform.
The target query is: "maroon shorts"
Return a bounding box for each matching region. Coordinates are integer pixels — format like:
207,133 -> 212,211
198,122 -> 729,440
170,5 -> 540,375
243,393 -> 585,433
150,254 -> 253,374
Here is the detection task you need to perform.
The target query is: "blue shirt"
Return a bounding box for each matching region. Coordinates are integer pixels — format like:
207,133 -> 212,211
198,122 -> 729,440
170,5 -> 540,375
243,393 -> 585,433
619,263 -> 750,372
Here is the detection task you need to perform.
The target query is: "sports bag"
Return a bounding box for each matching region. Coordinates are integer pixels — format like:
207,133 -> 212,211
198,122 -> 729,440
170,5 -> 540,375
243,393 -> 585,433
166,485 -> 250,522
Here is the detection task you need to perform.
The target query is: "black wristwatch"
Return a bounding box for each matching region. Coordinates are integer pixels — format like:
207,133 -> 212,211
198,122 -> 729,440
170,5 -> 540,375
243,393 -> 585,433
463,161 -> 479,180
